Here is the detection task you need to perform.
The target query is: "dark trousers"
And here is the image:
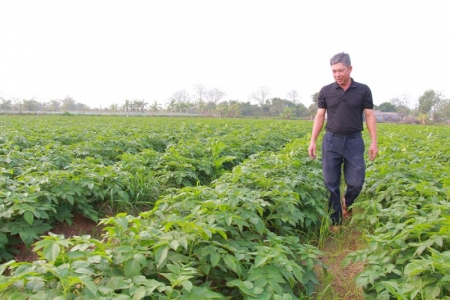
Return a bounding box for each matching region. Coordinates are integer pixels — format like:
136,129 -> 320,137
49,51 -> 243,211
322,131 -> 365,225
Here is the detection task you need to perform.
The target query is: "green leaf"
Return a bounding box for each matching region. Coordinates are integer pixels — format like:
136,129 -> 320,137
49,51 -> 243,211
116,217 -> 129,230
215,228 -> 228,240
114,246 -> 134,253
132,287 -> 148,300
178,237 -> 188,250
23,211 -> 34,225
44,243 -> 60,262
267,280 -> 283,295
24,278 -> 45,293
74,268 -> 95,275
355,273 -> 369,288
125,259 -> 142,278
243,280 -> 253,289
79,275 -> 98,296
227,279 -> 255,296
210,251 -> 220,267
254,255 -> 268,268
254,292 -> 273,300
253,286 -> 264,295
54,263 -> 70,278
133,253 -> 147,266
424,285 -> 441,299
404,262 -> 426,276
224,254 -> 238,274
247,268 -> 264,281
434,235 -> 443,247
181,280 -> 193,292
155,245 -> 169,269
291,265 -> 304,283
169,240 -> 179,251
253,277 -> 268,291
66,194 -> 74,205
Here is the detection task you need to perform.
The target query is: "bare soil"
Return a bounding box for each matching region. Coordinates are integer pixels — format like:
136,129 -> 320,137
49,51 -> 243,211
13,212 -> 101,263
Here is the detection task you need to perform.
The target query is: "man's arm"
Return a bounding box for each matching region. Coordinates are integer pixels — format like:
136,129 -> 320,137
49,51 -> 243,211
364,108 -> 378,160
308,108 -> 326,159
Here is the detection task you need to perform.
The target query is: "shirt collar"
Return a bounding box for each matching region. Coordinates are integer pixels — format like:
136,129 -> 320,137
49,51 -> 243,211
333,78 -> 356,89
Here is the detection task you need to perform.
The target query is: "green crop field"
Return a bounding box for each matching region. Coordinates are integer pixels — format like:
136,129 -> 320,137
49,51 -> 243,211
0,115 -> 449,299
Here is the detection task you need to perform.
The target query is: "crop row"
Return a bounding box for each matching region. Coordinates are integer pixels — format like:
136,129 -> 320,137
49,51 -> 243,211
5,116 -> 446,298
0,116 -> 307,261
345,124 -> 450,299
0,134 -> 329,299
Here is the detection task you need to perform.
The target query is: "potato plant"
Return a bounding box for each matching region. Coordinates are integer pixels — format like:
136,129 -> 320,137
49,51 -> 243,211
0,116 -> 304,260
0,137 -> 328,299
344,125 -> 450,299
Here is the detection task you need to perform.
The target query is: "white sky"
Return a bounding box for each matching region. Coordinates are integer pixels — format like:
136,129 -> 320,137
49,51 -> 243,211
0,0 -> 449,108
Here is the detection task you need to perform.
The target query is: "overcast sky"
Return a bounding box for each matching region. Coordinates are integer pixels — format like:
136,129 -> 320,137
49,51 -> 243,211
0,0 -> 449,108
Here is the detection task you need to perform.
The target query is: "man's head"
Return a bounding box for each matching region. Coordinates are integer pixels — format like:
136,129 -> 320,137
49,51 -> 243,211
330,52 -> 351,67
330,52 -> 352,87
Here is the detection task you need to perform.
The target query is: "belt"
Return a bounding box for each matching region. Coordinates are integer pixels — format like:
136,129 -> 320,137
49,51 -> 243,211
328,131 -> 361,137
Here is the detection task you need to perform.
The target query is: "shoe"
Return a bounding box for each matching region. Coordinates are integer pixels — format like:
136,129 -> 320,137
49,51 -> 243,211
329,225 -> 340,233
342,198 -> 352,219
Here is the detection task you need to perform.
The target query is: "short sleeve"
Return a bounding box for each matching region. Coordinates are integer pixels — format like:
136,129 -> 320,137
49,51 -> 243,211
363,86 -> 374,109
318,87 -> 327,109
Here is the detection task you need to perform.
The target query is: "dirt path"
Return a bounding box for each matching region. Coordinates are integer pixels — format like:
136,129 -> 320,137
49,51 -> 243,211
315,225 -> 366,299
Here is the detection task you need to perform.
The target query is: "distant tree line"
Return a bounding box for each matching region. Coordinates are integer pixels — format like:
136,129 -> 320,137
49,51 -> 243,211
0,96 -> 88,114
1,87 -> 449,123
0,85 -> 318,120
374,89 -> 450,124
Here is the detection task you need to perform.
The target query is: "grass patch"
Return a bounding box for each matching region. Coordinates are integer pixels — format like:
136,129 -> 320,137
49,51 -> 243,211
312,213 -> 368,299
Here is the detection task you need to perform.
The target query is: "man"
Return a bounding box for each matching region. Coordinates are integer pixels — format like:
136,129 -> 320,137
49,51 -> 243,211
308,52 -> 378,231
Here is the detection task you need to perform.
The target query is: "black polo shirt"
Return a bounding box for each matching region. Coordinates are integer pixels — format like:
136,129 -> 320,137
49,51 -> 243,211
318,78 -> 373,134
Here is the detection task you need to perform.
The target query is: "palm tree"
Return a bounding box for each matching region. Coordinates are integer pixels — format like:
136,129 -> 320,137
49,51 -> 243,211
166,99 -> 177,113
149,101 -> 161,115
122,99 -> 130,113
137,99 -> 148,114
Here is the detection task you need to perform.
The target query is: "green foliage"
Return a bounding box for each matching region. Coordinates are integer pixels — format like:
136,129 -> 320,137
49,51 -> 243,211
0,133 -> 328,298
344,124 -> 450,299
0,116 -> 304,260
376,102 -> 396,112
4,117 -> 448,299
0,116 -> 331,298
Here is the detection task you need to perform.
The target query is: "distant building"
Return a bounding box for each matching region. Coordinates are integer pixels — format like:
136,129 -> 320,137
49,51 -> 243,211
373,110 -> 400,122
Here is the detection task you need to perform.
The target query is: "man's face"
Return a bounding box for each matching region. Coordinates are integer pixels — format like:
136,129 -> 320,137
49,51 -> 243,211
331,63 -> 352,86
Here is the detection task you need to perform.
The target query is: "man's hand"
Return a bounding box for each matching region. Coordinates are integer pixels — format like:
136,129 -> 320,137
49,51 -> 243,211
308,141 -> 317,159
369,143 -> 378,160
